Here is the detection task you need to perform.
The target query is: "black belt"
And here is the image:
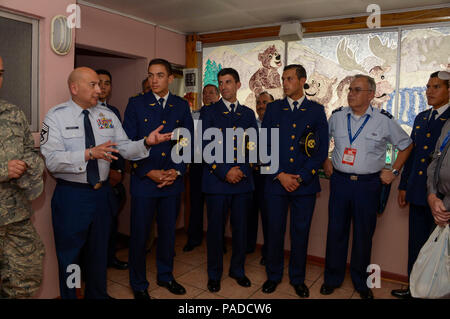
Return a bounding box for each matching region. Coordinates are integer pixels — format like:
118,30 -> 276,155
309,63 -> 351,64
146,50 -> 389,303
56,178 -> 109,190
334,169 -> 380,181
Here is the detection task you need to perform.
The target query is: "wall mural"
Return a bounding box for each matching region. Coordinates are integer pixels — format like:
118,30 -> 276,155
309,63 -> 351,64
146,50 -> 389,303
203,25 -> 449,136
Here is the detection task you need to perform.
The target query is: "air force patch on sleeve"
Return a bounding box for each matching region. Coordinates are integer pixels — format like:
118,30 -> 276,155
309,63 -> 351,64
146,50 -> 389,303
40,122 -> 49,145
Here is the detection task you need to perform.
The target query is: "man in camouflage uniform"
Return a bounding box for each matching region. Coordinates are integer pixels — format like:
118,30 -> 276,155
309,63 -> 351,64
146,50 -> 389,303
0,56 -> 45,298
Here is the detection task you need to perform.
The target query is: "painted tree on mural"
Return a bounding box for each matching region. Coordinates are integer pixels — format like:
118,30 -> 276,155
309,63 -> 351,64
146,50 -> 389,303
203,59 -> 222,87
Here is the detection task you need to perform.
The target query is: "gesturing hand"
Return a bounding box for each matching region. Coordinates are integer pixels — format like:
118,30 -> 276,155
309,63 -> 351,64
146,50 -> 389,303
146,125 -> 173,146
90,140 -> 119,163
8,159 -> 27,179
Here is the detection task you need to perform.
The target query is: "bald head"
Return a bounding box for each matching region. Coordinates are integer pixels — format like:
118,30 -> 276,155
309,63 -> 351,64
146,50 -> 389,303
68,67 -> 100,109
0,56 -> 4,90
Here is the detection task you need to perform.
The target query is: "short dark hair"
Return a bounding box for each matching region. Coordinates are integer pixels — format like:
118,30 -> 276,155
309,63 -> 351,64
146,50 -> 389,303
258,91 -> 274,101
217,68 -> 240,83
148,58 -> 173,75
203,84 -> 220,96
96,69 -> 112,82
283,64 -> 307,80
430,71 -> 449,88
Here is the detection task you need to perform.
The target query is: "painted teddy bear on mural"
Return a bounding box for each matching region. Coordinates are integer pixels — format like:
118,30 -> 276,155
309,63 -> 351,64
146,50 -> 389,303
249,45 -> 282,96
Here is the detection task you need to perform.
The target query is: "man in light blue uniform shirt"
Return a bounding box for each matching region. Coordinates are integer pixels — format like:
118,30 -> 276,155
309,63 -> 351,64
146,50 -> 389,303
321,74 -> 413,299
40,67 -> 171,299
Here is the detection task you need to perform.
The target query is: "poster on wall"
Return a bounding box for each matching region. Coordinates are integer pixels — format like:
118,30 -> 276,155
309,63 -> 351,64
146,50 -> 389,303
203,40 -> 285,113
288,31 -> 399,120
398,26 -> 450,134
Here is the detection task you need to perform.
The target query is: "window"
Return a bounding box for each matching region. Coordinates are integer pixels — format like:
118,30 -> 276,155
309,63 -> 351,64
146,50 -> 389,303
0,10 -> 39,131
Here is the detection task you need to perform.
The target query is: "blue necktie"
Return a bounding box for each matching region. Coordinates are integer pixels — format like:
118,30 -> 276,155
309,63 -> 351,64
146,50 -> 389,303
429,109 -> 438,125
293,101 -> 298,111
159,98 -> 165,109
230,103 -> 235,113
83,110 -> 100,186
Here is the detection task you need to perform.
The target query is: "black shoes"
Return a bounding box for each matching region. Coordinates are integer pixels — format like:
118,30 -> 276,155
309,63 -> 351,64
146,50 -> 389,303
207,279 -> 221,293
157,279 -> 186,295
183,242 -> 199,252
292,283 -> 309,298
133,289 -> 151,300
358,289 -> 374,299
320,284 -> 336,295
229,274 -> 251,287
108,257 -> 128,270
262,280 -> 278,293
391,288 -> 412,299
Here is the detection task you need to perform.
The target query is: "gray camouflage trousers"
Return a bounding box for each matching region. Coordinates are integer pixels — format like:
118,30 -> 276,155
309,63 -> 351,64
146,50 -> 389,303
0,219 -> 45,298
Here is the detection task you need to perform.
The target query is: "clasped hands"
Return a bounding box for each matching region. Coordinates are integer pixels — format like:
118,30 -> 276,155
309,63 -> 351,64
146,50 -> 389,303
147,169 -> 178,188
225,166 -> 246,184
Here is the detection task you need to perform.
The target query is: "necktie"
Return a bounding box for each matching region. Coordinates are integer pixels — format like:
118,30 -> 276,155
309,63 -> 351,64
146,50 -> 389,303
83,110 -> 100,186
293,101 -> 298,111
159,98 -> 165,109
101,102 -> 106,106
230,104 -> 235,113
429,109 -> 438,125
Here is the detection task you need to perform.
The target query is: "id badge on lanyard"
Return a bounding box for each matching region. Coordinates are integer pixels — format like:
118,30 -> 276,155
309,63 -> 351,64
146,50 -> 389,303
342,113 -> 370,166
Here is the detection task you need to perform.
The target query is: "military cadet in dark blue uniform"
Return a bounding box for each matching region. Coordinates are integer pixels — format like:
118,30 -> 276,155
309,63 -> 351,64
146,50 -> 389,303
122,58 -> 194,299
391,71 -> 450,298
95,69 -> 129,271
183,84 -> 220,252
201,68 -> 258,293
321,74 -> 413,299
40,67 -> 172,299
247,91 -> 274,266
261,64 -> 329,298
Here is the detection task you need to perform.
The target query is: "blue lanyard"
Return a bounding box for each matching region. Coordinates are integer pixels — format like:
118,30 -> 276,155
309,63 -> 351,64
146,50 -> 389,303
347,113 -> 370,145
440,130 -> 450,152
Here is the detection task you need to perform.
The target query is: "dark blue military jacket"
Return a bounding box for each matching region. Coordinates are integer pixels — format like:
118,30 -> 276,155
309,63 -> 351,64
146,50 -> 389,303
123,92 -> 194,197
201,99 -> 258,194
261,97 -> 329,195
399,106 -> 450,206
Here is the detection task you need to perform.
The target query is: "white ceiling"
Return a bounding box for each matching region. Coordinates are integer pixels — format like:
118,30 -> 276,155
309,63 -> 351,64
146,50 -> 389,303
78,0 -> 450,34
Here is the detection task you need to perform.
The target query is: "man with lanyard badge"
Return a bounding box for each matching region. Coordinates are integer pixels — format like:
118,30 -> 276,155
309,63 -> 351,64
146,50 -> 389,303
321,74 -> 412,299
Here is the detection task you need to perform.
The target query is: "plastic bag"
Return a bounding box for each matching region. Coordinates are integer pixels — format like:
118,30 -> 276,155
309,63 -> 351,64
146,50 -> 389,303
410,224 -> 450,299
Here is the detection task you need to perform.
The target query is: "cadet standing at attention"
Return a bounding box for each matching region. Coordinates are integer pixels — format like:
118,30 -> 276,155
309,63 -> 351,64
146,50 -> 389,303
0,56 -> 45,298
201,68 -> 258,293
40,67 -> 171,299
261,64 -> 329,298
392,71 -> 450,299
321,74 -> 413,299
122,58 -> 194,299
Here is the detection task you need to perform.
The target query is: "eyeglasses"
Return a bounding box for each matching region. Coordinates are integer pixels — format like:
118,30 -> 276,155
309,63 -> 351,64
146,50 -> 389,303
347,87 -> 373,94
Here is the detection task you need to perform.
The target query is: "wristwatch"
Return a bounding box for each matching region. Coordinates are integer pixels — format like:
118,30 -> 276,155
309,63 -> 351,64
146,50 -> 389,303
297,176 -> 303,184
391,168 -> 400,177
143,136 -> 151,149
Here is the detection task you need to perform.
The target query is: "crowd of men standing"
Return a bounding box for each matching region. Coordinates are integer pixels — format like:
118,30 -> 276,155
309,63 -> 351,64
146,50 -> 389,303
0,53 -> 449,299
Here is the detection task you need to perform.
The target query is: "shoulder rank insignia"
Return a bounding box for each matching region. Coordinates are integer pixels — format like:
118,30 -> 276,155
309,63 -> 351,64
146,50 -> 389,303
332,106 -> 343,114
380,109 -> 393,119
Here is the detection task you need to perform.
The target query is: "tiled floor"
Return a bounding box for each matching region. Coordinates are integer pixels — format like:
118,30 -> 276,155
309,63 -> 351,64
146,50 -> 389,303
105,230 -> 407,299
